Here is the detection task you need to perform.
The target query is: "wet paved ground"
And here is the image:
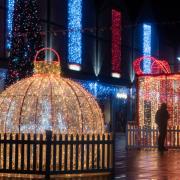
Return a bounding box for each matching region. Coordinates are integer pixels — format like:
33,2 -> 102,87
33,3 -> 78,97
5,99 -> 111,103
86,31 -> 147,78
1,133 -> 180,179
115,150 -> 180,179
115,134 -> 180,180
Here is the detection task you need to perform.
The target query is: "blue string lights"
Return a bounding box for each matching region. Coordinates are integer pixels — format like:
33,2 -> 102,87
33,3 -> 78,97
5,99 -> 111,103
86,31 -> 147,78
143,24 -> 152,73
0,69 -> 7,91
68,0 -> 82,67
6,0 -> 15,49
78,80 -> 129,101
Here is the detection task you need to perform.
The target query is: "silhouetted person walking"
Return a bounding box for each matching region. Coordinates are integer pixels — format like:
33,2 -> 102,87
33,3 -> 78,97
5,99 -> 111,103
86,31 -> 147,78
155,103 -> 170,151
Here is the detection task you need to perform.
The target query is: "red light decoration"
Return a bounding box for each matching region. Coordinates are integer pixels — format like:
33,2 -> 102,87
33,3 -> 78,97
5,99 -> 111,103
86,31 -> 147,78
34,47 -> 61,62
133,56 -> 171,75
112,10 -> 121,73
137,74 -> 180,127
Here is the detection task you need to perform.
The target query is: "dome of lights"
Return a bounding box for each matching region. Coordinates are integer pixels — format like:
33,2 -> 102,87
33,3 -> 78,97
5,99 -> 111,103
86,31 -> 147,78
0,48 -> 104,134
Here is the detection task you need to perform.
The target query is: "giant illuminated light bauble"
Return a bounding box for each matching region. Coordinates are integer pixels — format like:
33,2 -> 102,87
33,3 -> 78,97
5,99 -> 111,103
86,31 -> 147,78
0,48 -> 104,134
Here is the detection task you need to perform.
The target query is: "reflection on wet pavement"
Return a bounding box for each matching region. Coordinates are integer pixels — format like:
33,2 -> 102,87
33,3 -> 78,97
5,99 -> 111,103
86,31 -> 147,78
115,133 -> 180,179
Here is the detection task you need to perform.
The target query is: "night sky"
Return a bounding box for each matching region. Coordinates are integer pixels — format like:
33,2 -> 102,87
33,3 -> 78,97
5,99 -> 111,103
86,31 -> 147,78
125,0 -> 180,45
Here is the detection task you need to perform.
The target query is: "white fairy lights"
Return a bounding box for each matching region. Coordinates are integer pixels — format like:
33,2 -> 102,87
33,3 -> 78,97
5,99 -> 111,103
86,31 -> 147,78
143,24 -> 152,74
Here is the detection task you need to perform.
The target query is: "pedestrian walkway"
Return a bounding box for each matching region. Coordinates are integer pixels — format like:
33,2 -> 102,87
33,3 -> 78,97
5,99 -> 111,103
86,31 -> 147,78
115,132 -> 180,179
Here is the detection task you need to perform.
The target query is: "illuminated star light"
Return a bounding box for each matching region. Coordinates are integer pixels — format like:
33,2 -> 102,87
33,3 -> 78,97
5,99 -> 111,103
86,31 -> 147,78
68,0 -> 82,65
6,0 -> 15,49
143,24 -> 152,74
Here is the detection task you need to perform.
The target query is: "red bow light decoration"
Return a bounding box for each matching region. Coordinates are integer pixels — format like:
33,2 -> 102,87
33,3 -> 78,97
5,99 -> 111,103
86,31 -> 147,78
133,56 -> 171,75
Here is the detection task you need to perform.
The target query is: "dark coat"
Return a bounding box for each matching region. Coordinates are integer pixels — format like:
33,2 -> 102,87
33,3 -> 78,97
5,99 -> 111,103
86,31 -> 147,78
155,108 -> 170,129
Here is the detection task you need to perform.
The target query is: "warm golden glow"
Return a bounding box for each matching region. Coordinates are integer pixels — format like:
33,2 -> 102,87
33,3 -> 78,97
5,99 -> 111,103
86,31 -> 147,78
0,49 -> 106,175
0,62 -> 104,134
34,61 -> 61,75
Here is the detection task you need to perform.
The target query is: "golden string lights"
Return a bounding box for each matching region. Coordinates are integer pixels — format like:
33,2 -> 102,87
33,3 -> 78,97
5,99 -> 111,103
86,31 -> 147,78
0,48 -> 104,134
